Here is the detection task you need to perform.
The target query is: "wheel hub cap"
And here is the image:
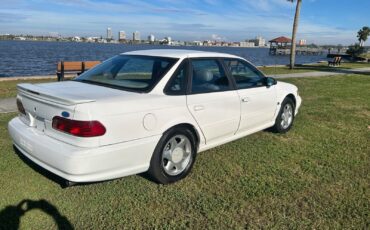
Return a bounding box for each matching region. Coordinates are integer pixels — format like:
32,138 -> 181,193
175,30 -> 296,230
161,135 -> 192,176
281,104 -> 293,129
171,148 -> 184,163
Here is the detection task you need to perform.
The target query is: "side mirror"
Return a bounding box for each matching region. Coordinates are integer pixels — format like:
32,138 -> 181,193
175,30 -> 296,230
265,77 -> 277,87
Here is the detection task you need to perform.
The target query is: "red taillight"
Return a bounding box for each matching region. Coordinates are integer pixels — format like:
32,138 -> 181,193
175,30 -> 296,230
52,116 -> 106,137
16,98 -> 26,115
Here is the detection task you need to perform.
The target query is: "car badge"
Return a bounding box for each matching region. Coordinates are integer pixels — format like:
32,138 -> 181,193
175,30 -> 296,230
61,111 -> 70,118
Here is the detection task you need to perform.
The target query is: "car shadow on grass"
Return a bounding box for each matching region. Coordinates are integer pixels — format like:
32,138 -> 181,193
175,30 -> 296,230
0,199 -> 73,229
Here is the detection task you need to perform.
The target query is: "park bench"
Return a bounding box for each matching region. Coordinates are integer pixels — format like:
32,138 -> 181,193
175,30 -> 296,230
56,61 -> 101,81
328,56 -> 342,67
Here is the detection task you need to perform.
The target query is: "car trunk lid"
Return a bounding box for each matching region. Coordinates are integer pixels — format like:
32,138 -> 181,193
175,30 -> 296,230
16,81 -> 138,147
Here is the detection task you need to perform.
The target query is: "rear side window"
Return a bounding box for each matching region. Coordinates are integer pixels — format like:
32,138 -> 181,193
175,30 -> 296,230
165,62 -> 188,95
75,55 -> 178,92
190,59 -> 231,94
224,59 -> 265,89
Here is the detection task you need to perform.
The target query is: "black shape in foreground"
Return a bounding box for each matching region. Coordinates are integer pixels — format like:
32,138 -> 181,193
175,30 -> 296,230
0,199 -> 73,230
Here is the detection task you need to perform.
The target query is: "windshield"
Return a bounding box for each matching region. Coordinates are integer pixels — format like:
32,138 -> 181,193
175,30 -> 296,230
75,55 -> 178,92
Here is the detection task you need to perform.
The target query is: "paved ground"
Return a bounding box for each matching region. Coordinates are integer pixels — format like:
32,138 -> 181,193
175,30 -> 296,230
0,67 -> 369,113
271,67 -> 370,79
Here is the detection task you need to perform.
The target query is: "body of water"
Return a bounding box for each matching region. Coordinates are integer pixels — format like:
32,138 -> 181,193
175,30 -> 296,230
0,40 -> 327,77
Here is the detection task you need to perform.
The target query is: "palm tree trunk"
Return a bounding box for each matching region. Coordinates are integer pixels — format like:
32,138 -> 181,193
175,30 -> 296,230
290,0 -> 302,69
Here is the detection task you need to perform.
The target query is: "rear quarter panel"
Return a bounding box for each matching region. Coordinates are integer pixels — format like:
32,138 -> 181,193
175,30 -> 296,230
74,95 -> 204,146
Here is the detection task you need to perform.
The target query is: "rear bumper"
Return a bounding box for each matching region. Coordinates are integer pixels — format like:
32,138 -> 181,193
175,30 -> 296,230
8,117 -> 160,182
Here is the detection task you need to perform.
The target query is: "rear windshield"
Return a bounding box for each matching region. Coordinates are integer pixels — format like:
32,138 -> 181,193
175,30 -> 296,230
74,55 -> 178,92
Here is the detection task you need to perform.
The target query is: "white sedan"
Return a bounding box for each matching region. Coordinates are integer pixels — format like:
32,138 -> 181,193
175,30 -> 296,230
8,49 -> 301,185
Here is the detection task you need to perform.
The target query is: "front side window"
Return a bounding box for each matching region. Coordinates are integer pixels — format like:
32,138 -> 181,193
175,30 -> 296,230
191,59 -> 230,94
75,55 -> 178,92
224,59 -> 265,89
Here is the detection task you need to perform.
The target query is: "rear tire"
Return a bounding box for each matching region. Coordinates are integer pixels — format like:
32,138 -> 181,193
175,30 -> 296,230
271,97 -> 295,133
148,127 -> 196,184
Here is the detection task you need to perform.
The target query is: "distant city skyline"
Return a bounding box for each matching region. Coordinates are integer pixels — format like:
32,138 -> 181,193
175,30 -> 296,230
0,0 -> 369,45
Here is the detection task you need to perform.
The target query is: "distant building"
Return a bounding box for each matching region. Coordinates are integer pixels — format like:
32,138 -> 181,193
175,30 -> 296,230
171,40 -> 185,46
133,31 -> 140,41
107,27 -> 113,40
240,41 -> 255,47
203,40 -> 212,46
165,37 -> 172,45
193,41 -> 203,46
118,31 -> 126,41
148,34 -> 155,43
86,37 -> 100,42
249,36 -> 266,47
72,36 -> 81,42
14,36 -> 26,41
299,39 -> 307,46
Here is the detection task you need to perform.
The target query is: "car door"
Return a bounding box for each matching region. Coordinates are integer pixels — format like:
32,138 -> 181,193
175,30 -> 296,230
223,58 -> 277,133
186,58 -> 240,143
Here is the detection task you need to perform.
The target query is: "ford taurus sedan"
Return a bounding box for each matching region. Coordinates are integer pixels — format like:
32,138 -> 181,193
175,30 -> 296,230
8,49 -> 301,185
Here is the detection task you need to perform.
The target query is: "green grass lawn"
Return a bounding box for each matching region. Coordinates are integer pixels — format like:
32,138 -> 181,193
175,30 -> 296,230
0,74 -> 369,229
0,79 -> 53,98
359,53 -> 370,59
258,62 -> 370,75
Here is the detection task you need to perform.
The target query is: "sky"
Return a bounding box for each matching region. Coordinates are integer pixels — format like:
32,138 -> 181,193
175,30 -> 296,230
0,0 -> 369,45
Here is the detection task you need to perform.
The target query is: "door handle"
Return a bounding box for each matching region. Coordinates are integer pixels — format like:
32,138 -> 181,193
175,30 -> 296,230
193,105 -> 205,111
241,97 -> 249,103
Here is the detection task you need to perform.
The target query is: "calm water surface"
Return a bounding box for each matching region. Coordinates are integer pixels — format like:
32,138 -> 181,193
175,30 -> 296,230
0,40 -> 327,77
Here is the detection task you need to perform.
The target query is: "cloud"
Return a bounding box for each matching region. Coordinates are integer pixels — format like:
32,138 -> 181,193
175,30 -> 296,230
50,0 -> 207,16
151,7 -> 207,16
240,0 -> 293,12
211,34 -> 221,40
0,0 -> 361,44
168,23 -> 212,30
0,12 -> 28,23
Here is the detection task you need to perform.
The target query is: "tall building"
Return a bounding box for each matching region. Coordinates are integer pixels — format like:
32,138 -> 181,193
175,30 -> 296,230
148,34 -> 155,42
249,36 -> 266,47
107,27 -> 113,40
133,31 -> 140,41
165,37 -> 172,44
118,31 -> 126,41
299,39 -> 307,46
255,36 -> 266,47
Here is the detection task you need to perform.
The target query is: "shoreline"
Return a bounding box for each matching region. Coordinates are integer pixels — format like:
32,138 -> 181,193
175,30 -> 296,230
0,41 -> 328,77
0,63 -> 325,81
0,74 -> 75,82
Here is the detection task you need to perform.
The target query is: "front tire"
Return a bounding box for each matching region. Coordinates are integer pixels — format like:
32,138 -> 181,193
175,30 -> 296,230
271,97 -> 295,133
148,127 -> 196,184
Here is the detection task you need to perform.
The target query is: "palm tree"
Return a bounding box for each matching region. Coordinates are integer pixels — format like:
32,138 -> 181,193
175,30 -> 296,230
357,26 -> 370,47
287,0 -> 302,69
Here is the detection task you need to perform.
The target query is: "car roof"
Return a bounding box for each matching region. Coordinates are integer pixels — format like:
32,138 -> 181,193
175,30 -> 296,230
122,49 -> 241,59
